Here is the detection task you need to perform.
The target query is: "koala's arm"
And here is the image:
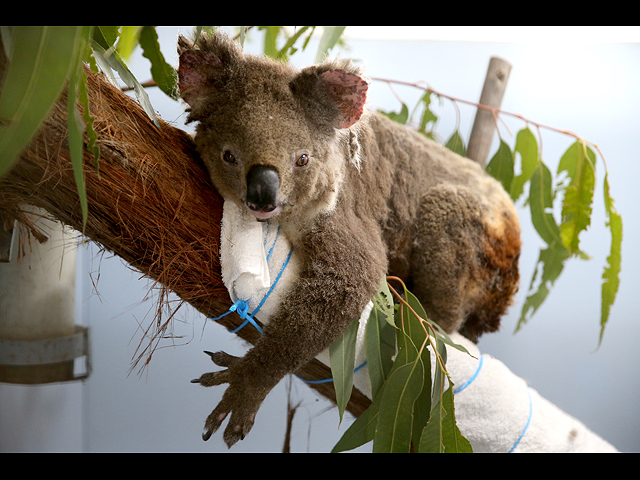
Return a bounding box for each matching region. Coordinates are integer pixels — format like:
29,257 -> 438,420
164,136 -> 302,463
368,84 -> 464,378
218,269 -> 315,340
195,209 -> 387,447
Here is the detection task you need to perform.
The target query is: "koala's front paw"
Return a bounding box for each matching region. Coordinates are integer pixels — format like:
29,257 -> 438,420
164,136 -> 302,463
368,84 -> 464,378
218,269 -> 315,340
191,350 -> 263,448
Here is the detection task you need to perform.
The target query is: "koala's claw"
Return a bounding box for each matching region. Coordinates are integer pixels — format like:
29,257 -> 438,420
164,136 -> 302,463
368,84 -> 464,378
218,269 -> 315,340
203,350 -> 240,368
202,392 -> 258,448
191,369 -> 230,387
191,351 -> 240,387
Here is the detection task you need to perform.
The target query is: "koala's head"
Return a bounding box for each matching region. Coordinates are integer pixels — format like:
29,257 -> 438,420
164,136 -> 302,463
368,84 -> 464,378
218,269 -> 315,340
177,32 -> 368,223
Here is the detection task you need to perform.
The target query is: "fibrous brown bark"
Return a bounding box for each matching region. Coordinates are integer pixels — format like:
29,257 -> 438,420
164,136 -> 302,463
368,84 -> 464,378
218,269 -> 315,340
0,67 -> 371,417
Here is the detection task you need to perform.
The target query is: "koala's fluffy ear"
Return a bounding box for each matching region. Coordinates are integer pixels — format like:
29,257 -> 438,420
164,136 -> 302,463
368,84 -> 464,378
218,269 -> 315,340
291,65 -> 369,130
177,33 -> 242,107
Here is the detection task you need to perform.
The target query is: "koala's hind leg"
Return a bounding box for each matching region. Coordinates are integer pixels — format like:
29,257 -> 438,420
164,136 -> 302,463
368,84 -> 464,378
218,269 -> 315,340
409,185 -> 520,341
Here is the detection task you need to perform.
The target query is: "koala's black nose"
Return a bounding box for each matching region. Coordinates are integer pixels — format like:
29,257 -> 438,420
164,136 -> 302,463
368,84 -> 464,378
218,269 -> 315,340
246,165 -> 280,213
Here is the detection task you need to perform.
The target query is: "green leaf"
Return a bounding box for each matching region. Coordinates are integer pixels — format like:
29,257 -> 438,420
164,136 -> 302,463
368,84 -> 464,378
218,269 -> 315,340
372,277 -> 395,327
331,380 -> 384,452
417,91 -> 438,134
410,340 -> 432,449
365,305 -> 396,398
418,394 -> 445,452
278,26 -> 314,61
315,26 -> 345,62
237,26 -> 249,47
0,26 -> 84,177
329,319 -> 359,424
91,39 -> 160,128
419,386 -> 472,453
380,102 -> 409,125
429,321 -> 473,357
92,26 -> 120,51
139,26 -> 178,100
430,335 -> 448,410
600,173 -> 622,344
485,139 -> 514,193
66,26 -> 93,232
116,26 -> 141,61
373,351 -> 425,453
78,65 -> 100,172
529,161 -> 565,247
517,242 -> 570,331
510,127 -> 539,202
395,288 -> 433,447
557,141 -> 596,256
445,129 -> 466,156
259,26 -> 282,59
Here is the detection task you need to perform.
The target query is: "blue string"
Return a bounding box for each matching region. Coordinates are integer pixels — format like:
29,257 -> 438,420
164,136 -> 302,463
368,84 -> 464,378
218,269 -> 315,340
297,361 -> 368,384
451,353 -> 532,452
508,391 -> 533,453
208,239 -> 365,384
208,226 -> 289,336
453,355 -> 484,394
264,225 -> 279,261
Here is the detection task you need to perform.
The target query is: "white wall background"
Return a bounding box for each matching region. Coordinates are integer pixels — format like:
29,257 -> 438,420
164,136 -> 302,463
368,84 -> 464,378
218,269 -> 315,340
1,26 -> 639,452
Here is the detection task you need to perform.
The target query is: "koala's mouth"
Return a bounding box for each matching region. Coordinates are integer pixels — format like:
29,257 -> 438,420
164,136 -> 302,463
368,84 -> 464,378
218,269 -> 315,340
247,203 -> 281,222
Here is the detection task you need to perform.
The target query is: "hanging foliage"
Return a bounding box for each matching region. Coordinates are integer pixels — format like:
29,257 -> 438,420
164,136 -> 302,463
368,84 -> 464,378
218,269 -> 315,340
378,78 -> 622,343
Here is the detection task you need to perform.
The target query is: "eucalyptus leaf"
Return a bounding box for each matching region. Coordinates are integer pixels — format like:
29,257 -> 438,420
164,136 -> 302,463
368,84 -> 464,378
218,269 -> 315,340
431,335 -> 448,410
0,26 -> 84,177
91,40 -> 160,128
78,65 -> 100,172
510,127 -> 539,202
66,26 -> 93,232
278,26 -> 313,61
419,386 -> 472,453
139,26 -> 178,99
517,242 -> 569,331
445,129 -> 466,157
372,276 -> 395,327
365,306 -> 396,398
380,102 -> 409,125
417,91 -> 438,134
331,381 -> 384,452
430,321 -> 473,357
600,173 -> 622,344
315,26 -> 345,63
259,26 -> 281,59
557,141 -> 596,256
116,26 -> 141,61
373,352 -> 424,453
419,390 -> 445,452
94,26 -> 120,50
329,319 -> 359,424
529,161 -> 565,247
395,287 -> 435,448
485,139 -> 514,193
396,288 -> 428,354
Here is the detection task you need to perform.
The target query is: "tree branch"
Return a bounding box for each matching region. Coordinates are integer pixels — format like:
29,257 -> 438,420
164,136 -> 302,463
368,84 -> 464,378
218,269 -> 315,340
371,76 -> 603,150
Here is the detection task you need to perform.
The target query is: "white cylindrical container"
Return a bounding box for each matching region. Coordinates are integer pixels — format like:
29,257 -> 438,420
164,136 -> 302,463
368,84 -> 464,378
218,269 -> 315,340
0,206 -> 87,384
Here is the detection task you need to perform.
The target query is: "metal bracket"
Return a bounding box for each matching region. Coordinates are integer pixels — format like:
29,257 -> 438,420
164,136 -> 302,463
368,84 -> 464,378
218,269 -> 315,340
0,325 -> 91,381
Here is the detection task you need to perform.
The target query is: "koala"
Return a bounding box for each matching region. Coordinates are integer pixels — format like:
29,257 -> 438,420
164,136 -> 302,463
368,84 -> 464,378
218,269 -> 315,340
177,32 -> 521,448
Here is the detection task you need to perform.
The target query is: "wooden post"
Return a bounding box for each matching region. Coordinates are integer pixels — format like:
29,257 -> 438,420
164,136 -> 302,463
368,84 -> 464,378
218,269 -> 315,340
466,56 -> 512,166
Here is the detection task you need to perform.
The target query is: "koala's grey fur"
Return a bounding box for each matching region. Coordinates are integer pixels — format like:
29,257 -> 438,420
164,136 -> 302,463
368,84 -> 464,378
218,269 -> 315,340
178,32 -> 521,448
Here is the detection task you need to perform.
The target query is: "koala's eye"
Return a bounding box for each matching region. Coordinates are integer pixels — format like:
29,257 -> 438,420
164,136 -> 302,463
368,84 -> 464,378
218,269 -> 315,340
222,150 -> 237,164
295,153 -> 309,167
